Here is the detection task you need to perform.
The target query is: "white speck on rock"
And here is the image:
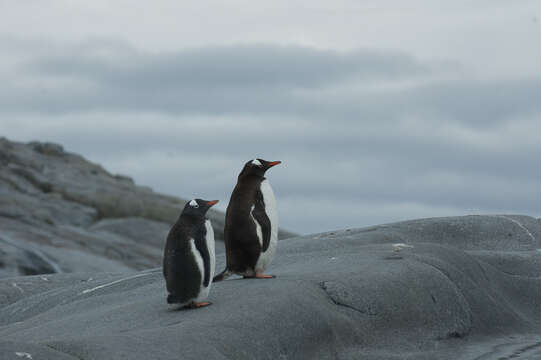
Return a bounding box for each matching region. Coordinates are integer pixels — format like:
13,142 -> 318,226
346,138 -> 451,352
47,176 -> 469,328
80,273 -> 151,295
392,243 -> 414,252
40,276 -> 49,281
15,352 -> 33,359
12,283 -> 24,293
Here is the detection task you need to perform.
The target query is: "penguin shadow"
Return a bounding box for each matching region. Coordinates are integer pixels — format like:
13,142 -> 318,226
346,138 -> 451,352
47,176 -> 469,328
162,305 -> 211,327
166,302 -> 213,312
241,275 -> 277,280
215,274 -> 277,281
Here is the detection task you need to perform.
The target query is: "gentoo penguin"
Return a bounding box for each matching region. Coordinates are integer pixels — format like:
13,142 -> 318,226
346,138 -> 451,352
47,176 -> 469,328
214,158 -> 281,281
163,198 -> 218,308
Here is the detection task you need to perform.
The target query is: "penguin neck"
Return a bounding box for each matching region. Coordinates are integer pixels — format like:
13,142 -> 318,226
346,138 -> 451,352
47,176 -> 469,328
179,214 -> 206,229
238,173 -> 266,184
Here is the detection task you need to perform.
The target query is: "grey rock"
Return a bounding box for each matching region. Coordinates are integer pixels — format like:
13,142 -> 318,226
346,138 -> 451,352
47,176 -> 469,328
1,215 -> 541,359
0,341 -> 77,360
0,137 -> 296,278
0,235 -> 59,277
29,141 -> 65,157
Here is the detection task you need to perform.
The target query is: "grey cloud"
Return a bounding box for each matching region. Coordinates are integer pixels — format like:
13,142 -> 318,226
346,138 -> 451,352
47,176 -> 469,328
2,42 -> 540,131
402,79 -> 541,126
24,44 -> 430,87
22,114 -> 539,184
8,113 -> 540,216
2,40 -> 540,233
2,42 -> 440,115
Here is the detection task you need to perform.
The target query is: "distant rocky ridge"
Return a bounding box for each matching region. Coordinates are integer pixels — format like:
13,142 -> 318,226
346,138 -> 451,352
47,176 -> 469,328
0,137 -> 296,278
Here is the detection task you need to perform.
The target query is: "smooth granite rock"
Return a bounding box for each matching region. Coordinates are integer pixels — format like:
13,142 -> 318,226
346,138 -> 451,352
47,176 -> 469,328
0,138 -> 296,278
1,215 -> 541,359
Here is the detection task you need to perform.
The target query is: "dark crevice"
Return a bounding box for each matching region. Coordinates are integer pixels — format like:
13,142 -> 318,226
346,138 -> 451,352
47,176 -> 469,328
164,320 -> 184,327
44,343 -> 84,360
445,331 -> 465,339
0,174 -> 30,194
475,260 -> 492,283
476,341 -> 541,360
0,210 -> 24,220
9,166 -> 54,194
498,268 -> 541,279
318,281 -> 372,316
0,236 -> 62,275
411,257 -> 474,339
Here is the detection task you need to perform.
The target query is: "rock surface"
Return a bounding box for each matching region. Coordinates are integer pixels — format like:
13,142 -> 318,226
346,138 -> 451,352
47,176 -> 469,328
0,137 -> 296,278
2,215 -> 541,359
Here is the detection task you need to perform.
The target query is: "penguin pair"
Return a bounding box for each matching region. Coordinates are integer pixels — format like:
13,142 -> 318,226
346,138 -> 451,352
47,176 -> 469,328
163,158 -> 281,309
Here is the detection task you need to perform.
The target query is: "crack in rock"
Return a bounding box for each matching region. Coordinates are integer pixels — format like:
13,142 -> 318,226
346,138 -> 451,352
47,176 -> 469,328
45,344 -> 84,360
493,215 -> 536,243
318,281 -> 374,315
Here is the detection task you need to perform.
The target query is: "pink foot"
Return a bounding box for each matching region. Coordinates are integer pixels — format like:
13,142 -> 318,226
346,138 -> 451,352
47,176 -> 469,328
187,301 -> 211,309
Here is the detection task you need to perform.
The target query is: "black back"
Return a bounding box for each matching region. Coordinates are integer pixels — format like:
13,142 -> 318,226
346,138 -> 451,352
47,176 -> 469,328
163,199 -> 214,303
224,159 -> 277,273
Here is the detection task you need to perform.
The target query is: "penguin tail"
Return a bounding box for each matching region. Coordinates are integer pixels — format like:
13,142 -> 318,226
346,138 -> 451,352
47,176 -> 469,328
213,269 -> 232,282
167,294 -> 181,304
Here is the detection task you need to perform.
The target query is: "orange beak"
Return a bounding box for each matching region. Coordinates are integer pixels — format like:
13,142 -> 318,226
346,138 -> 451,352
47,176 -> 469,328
206,200 -> 219,206
267,161 -> 281,167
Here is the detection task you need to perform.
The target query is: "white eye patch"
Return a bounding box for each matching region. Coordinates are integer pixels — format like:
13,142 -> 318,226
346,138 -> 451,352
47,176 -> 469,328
189,200 -> 199,208
251,159 -> 262,166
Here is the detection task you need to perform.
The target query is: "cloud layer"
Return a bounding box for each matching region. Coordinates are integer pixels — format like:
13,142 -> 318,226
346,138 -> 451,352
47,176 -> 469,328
1,38 -> 540,233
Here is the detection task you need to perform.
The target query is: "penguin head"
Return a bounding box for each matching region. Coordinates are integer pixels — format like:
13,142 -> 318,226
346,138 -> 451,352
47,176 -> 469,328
182,199 -> 219,219
239,158 -> 281,178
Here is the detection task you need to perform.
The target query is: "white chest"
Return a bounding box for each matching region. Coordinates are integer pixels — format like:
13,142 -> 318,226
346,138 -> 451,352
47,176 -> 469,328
189,220 -> 216,302
254,179 -> 278,271
204,219 -> 216,281
260,180 -> 278,236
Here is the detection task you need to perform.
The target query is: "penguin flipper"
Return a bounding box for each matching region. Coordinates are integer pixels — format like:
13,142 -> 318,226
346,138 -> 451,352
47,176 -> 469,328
213,269 -> 232,282
252,189 -> 272,252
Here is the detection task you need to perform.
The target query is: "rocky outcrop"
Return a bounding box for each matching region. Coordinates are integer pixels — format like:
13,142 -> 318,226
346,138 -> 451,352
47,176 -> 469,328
1,215 -> 541,359
0,137 -> 296,277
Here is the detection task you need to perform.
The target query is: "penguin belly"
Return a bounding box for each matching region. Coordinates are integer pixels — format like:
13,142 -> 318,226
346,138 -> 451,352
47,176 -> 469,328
254,179 -> 278,272
194,220 -> 215,302
189,239 -> 207,302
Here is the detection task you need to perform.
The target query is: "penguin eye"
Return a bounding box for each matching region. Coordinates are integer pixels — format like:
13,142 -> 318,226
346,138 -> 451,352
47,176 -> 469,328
189,200 -> 199,208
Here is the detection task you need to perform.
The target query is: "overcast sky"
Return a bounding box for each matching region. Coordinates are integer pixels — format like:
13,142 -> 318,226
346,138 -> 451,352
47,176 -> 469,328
1,1 -> 540,234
